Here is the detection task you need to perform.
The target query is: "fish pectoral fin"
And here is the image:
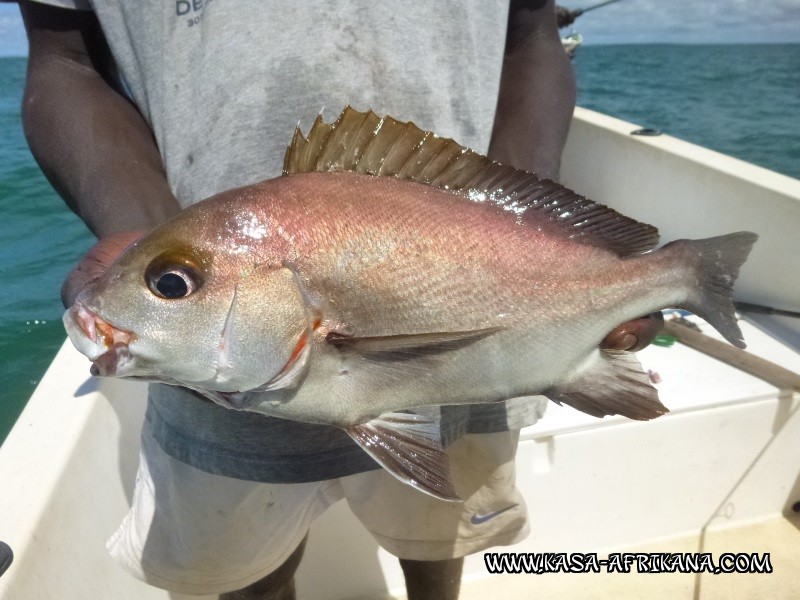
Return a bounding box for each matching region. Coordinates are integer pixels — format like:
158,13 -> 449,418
546,350 -> 668,421
188,387 -> 253,410
346,412 -> 461,502
326,327 -> 501,358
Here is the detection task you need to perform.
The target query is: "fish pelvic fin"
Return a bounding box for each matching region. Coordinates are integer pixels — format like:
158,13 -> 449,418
547,350 -> 668,420
667,232 -> 758,349
346,412 -> 461,502
284,106 -> 660,256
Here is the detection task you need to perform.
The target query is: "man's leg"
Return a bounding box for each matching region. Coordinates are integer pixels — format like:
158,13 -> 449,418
400,557 -> 464,600
108,425 -> 341,596
219,537 -> 307,600
343,431 -> 530,600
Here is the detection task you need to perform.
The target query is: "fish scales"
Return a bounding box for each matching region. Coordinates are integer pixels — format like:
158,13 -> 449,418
63,107 -> 758,501
202,174 -> 642,348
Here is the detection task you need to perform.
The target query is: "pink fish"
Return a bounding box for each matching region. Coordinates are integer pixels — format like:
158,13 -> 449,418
64,108 -> 757,500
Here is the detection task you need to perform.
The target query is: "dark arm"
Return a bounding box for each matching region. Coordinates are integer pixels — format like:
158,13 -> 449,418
20,2 -> 180,237
488,0 -> 576,180
19,2 -> 181,305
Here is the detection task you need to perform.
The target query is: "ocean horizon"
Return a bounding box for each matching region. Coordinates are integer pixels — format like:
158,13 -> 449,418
1,43 -> 799,442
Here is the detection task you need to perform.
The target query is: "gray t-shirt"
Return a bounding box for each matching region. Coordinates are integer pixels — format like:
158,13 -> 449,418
86,0 -> 509,204
41,0 -> 547,482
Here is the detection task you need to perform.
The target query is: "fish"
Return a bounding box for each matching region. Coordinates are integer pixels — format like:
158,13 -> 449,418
63,107 -> 758,501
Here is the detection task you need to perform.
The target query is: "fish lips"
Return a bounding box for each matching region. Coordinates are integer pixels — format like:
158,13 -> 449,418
63,302 -> 137,377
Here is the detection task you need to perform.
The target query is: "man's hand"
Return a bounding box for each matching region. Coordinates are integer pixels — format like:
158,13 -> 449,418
601,312 -> 664,351
61,231 -> 145,308
555,6 -> 578,29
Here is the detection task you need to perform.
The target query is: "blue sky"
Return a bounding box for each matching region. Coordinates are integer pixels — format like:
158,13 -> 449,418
572,0 -> 800,45
0,4 -> 26,57
1,0 -> 799,56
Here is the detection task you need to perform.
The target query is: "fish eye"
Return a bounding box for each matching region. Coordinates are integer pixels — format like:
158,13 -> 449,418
145,253 -> 204,300
153,270 -> 195,299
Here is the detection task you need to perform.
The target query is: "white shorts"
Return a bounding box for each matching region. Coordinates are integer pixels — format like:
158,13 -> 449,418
108,425 -> 529,595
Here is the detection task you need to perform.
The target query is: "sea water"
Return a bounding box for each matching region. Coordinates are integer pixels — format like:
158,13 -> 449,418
575,44 -> 800,176
1,45 -> 799,442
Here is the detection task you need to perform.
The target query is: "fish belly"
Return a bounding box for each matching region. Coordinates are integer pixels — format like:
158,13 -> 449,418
254,252 -> 685,427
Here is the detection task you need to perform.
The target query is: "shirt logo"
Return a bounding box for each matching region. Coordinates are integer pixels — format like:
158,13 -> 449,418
470,504 -> 518,525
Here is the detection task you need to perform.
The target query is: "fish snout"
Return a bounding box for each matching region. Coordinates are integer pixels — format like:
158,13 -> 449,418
64,303 -> 135,375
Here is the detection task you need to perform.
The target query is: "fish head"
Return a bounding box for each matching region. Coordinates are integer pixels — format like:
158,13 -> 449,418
63,204 -> 311,394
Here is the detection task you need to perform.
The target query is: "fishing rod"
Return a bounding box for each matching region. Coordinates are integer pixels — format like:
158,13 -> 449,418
572,0 -> 626,17
559,0 -> 625,28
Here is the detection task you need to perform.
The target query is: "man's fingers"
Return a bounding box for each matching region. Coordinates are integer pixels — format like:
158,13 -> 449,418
61,230 -> 145,308
601,312 -> 665,352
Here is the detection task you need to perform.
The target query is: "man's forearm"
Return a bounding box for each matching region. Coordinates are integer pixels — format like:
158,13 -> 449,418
488,0 -> 576,180
20,3 -> 180,237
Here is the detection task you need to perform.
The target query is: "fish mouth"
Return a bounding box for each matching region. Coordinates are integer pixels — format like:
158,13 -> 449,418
64,303 -> 136,376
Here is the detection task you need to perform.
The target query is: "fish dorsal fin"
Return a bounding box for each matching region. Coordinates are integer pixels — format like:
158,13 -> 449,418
283,106 -> 659,256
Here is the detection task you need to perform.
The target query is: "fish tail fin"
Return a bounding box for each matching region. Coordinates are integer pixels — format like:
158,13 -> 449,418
667,232 -> 758,349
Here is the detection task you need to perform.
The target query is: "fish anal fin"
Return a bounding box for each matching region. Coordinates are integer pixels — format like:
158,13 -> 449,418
326,327 -> 501,357
547,350 -> 668,421
283,106 -> 660,256
346,412 -> 460,502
